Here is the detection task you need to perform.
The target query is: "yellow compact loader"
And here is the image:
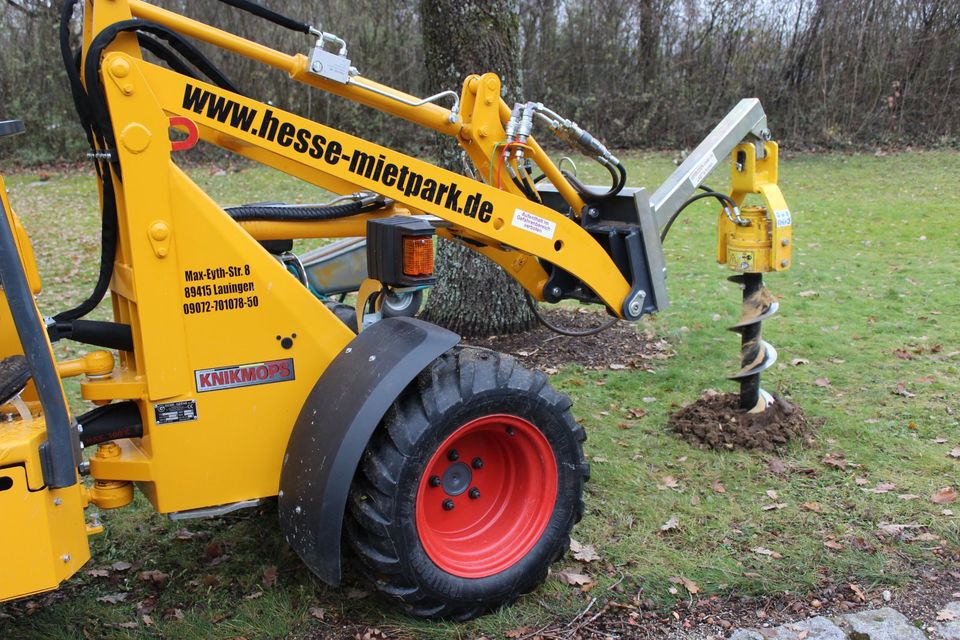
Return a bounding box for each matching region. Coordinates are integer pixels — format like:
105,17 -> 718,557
0,0 -> 792,619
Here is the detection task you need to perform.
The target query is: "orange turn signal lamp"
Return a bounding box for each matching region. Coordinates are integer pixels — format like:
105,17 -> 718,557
367,216 -> 436,287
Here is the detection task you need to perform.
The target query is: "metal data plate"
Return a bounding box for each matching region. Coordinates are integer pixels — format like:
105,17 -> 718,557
308,48 -> 351,84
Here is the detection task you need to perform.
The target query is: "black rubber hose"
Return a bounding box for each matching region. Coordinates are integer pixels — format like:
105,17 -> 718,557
523,293 -> 618,337
225,200 -> 385,221
215,0 -> 313,35
76,401 -> 143,447
136,33 -> 200,80
659,190 -> 738,242
561,158 -> 625,202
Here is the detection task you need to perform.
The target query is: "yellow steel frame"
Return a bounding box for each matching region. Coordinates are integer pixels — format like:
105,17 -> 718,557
71,0 -> 639,515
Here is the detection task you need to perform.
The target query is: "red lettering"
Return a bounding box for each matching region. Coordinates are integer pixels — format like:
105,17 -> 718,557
277,362 -> 290,378
267,363 -> 281,378
240,367 -> 256,382
198,373 -> 212,387
228,369 -> 240,384
255,365 -> 269,380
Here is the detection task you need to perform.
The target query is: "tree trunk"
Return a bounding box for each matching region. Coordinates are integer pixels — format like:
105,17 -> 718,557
417,0 -> 537,338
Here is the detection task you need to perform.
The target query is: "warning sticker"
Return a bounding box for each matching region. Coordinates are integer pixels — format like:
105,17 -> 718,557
154,400 -> 198,425
727,250 -> 756,271
512,208 -> 557,239
688,152 -> 718,187
774,209 -> 792,228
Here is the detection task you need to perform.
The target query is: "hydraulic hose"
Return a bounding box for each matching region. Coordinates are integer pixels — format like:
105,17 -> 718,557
659,190 -> 739,242
524,294 -> 618,337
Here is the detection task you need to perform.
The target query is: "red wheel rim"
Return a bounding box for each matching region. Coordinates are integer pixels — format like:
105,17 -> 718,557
415,414 -> 558,578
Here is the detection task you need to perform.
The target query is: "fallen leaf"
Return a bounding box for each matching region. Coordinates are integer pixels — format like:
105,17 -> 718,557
711,480 -> 726,493
668,575 -> 700,595
642,397 -> 657,403
660,516 -> 680,532
937,608 -> 959,622
892,383 -> 915,398
790,358 -> 810,366
138,570 -> 168,586
849,583 -> 867,602
766,490 -> 779,500
308,607 -> 325,621
569,539 -> 601,563
949,448 -> 960,459
801,502 -> 826,513
346,588 -> 369,600
767,458 -> 787,475
627,407 -> 647,419
111,561 -> 133,572
751,547 -> 783,559
111,622 -> 138,630
97,593 -> 128,604
828,358 -> 845,364
877,523 -> 921,538
854,477 -> 869,486
555,570 -> 594,587
659,475 -> 679,490
944,509 -> 954,516
142,614 -> 153,627
814,378 -> 831,387
204,540 -> 226,562
505,629 -> 530,639
823,540 -> 844,550
174,528 -> 194,540
87,569 -> 110,578
798,290 -> 819,298
898,494 -> 920,501
893,349 -> 914,360
164,608 -> 184,621
932,487 -> 957,504
762,503 -> 788,511
866,482 -> 896,494
915,532 -> 941,542
262,566 -> 279,588
609,363 -> 627,370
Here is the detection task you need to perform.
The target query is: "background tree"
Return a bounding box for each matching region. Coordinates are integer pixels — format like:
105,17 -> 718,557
417,0 -> 537,337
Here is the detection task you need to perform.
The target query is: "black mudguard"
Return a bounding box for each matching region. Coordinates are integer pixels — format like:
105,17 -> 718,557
278,317 -> 459,585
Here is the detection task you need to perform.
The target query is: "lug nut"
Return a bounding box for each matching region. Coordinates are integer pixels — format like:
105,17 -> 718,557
506,426 -> 515,436
471,457 -> 483,470
442,499 -> 455,511
468,488 -> 480,499
447,449 -> 459,461
428,475 -> 441,487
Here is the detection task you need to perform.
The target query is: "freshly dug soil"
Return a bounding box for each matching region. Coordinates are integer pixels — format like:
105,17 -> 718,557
668,390 -> 817,451
468,308 -> 674,371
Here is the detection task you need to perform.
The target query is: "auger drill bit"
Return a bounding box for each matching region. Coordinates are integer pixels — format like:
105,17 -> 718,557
728,272 -> 778,412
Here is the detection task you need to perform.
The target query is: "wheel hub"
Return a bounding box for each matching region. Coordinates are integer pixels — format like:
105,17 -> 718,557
415,414 -> 558,578
440,461 -> 471,496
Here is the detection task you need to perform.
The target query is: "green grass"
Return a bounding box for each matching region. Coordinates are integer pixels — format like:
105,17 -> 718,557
1,150 -> 958,639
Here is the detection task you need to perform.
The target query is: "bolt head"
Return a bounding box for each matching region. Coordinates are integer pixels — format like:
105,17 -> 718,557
54,497 -> 62,506
428,475 -> 441,487
471,457 -> 483,470
447,449 -> 459,462
550,286 -> 562,298
442,499 -> 455,511
61,554 -> 71,563
468,487 -> 480,500
781,259 -> 789,267
781,239 -> 790,247
311,61 -> 323,72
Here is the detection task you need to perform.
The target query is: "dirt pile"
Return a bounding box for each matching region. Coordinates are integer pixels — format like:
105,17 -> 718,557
668,391 -> 817,451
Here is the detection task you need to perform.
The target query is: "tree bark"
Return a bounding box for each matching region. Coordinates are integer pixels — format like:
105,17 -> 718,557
417,0 -> 537,338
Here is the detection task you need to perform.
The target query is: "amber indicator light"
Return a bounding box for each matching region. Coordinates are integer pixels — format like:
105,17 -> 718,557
402,236 -> 434,277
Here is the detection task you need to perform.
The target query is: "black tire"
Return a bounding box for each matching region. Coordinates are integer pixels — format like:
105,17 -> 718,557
323,300 -> 358,333
380,289 -> 423,319
344,346 -> 589,620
